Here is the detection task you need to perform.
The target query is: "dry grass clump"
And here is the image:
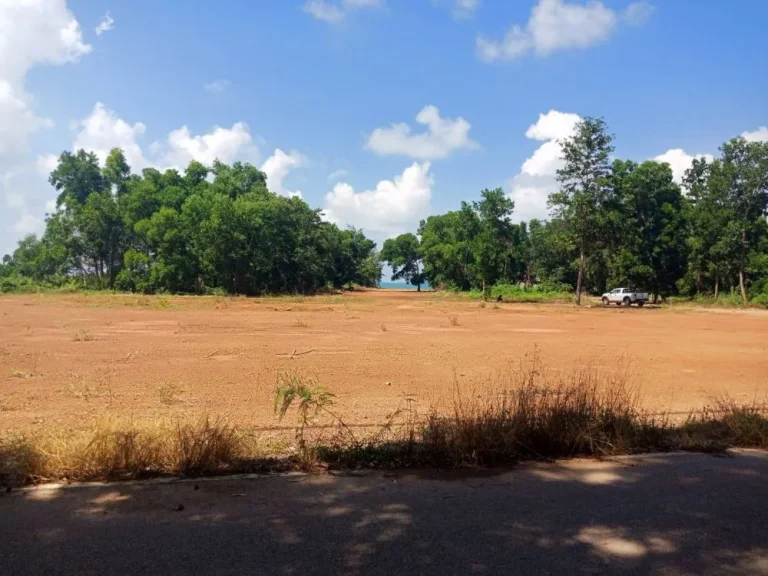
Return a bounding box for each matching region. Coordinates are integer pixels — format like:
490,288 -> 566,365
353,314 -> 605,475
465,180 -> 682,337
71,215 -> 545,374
680,396 -> 768,451
0,417 -> 270,487
417,356 -> 670,467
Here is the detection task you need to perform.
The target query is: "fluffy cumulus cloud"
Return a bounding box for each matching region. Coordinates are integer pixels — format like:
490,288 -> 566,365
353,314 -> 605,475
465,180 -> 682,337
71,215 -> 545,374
742,126 -> 768,143
0,0 -> 91,158
0,0 -> 92,248
653,149 -> 714,185
69,102 -> 261,173
303,0 -> 383,24
73,103 -> 149,170
477,0 -> 653,62
366,105 -> 478,160
506,110 -> 580,222
260,149 -> 305,198
95,12 -> 114,36
323,162 -> 433,236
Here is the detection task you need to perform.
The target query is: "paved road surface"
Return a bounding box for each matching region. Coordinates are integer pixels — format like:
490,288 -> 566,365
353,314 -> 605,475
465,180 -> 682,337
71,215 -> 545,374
2,451 -> 767,575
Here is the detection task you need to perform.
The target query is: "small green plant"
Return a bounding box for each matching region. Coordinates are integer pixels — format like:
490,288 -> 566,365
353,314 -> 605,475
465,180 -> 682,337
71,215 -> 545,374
157,382 -> 183,406
73,328 -> 94,342
274,374 -> 336,467
155,295 -> 172,309
293,317 -> 309,328
448,315 -> 460,327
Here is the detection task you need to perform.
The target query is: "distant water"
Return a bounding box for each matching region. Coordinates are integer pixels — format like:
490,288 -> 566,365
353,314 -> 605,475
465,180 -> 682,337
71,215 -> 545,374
379,281 -> 430,290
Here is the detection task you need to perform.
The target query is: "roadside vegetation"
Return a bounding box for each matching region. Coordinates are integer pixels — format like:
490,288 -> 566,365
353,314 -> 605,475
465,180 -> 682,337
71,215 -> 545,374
3,356 -> 766,487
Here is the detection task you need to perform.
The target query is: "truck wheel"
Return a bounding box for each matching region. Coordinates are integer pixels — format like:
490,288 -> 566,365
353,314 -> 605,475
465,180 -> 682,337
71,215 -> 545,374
637,301 -> 644,307
623,297 -> 631,306
602,297 -> 609,306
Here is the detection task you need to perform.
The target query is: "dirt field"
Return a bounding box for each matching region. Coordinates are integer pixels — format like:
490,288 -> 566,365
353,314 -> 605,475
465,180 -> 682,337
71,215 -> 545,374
1,291 -> 767,434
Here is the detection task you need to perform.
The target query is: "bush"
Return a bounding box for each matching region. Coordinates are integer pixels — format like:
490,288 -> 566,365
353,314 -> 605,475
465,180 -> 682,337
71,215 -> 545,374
750,292 -> 768,308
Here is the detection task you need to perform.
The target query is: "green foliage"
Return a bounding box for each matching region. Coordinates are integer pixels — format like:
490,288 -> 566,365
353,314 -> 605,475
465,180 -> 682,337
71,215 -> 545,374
3,150 -> 379,296
4,126 -> 768,306
380,233 -> 424,289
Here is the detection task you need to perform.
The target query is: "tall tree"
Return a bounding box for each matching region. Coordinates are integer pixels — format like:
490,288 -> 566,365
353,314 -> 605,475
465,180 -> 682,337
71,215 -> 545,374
709,138 -> 768,304
550,117 -> 614,305
380,233 -> 424,290
472,188 -> 515,297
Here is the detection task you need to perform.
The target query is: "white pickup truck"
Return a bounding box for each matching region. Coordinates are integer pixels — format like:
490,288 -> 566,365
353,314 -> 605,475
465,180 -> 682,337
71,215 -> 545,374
601,287 -> 649,307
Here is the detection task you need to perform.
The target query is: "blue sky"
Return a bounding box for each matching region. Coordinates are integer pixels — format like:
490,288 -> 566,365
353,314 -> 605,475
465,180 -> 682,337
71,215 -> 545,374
2,0 -> 767,256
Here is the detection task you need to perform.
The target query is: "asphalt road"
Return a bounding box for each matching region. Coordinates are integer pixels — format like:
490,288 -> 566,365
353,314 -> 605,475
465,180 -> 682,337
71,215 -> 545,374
2,451 -> 767,575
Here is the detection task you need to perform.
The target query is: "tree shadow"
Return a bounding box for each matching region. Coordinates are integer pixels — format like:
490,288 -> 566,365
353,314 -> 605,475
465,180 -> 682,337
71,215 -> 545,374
2,451 -> 768,574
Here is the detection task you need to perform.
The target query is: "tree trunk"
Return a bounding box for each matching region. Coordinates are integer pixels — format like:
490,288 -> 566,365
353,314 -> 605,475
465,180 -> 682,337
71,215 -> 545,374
482,278 -> 486,301
696,270 -> 702,296
739,268 -> 748,306
575,247 -> 585,306
417,283 -> 421,292
714,273 -> 719,300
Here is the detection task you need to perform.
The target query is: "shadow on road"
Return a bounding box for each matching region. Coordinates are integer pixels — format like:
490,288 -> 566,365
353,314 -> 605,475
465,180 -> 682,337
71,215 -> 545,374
1,451 -> 767,575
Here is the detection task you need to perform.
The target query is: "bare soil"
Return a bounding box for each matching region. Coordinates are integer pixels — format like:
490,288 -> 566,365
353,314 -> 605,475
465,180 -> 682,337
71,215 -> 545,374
1,291 -> 767,433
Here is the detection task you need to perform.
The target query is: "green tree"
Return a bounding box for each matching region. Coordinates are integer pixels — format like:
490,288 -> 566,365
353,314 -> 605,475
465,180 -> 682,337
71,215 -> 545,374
709,138 -> 768,304
380,233 -> 424,290
550,117 -> 614,305
609,160 -> 688,301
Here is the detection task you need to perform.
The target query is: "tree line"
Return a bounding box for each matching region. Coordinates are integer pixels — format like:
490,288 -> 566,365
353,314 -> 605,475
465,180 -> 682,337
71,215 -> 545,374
380,118 -> 768,305
1,150 -> 382,295
2,118 -> 767,305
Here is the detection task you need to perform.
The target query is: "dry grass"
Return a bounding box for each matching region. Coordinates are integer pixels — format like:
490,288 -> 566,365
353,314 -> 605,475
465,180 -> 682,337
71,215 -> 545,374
2,357 -> 766,487
72,328 -> 94,342
0,417 -> 278,486
447,314 -> 460,327
156,382 -> 183,406
293,317 -> 309,328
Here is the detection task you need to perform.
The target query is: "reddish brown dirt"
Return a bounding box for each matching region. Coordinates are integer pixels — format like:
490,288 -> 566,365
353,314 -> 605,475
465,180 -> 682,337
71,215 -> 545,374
1,291 -> 767,433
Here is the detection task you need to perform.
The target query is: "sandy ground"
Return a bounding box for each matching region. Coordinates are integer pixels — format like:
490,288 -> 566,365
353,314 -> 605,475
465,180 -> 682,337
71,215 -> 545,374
1,290 -> 767,433
2,451 -> 767,575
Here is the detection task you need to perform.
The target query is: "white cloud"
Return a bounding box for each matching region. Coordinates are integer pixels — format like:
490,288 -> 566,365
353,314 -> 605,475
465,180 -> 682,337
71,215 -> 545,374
367,105 -> 478,160
14,212 -> 42,234
95,12 -> 114,36
0,0 -> 91,159
36,154 -> 59,177
328,168 -> 349,181
477,0 -> 652,62
654,148 -> 714,184
260,149 -> 305,198
0,0 -> 90,250
73,103 -> 149,170
161,123 -> 258,168
70,103 -> 261,172
304,0 -> 383,24
742,126 -> 768,143
304,1 -> 345,23
204,79 -> 230,94
323,162 -> 432,236
506,110 -> 581,222
454,0 -> 480,19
